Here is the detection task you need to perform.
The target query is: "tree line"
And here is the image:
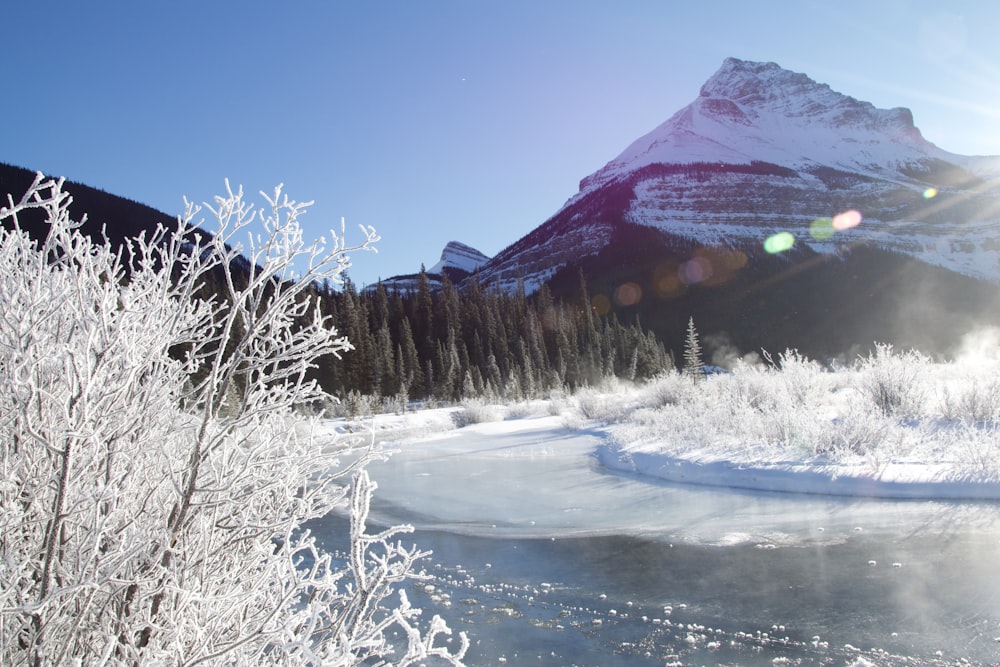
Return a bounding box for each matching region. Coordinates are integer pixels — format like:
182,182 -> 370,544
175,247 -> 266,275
286,268 -> 672,412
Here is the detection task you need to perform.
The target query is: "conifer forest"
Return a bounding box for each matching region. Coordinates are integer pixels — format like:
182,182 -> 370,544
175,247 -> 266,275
295,271 -> 672,413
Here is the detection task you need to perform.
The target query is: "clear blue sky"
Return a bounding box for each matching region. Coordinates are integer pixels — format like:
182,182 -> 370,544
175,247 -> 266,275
3,1 -> 999,287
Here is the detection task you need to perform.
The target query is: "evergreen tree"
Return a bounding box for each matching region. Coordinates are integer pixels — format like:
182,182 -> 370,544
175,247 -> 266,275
413,265 -> 435,376
373,323 -> 396,395
683,316 -> 705,381
397,317 -> 423,397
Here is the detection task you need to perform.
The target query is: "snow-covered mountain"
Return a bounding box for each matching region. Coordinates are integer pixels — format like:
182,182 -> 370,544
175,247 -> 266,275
584,57 -> 971,190
477,58 -> 1000,294
467,57 -> 1000,358
428,241 -> 490,276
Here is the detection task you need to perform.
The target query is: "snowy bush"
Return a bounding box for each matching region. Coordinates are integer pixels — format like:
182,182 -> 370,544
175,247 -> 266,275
950,421 -> 1000,477
813,399 -> 893,457
380,390 -> 410,416
452,399 -> 502,427
602,344 -> 1000,479
560,411 -> 588,431
573,386 -> 635,423
716,362 -> 779,414
856,342 -> 929,418
768,348 -> 831,407
546,397 -> 568,416
637,372 -> 692,408
940,379 -> 1000,423
0,175 -> 466,666
503,401 -> 533,420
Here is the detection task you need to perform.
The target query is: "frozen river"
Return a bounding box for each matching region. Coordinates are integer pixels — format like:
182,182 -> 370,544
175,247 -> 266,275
309,415 -> 1000,665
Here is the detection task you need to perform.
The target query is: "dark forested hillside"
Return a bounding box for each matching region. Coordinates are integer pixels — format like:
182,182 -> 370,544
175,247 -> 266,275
0,163 -> 196,248
543,222 -> 1000,364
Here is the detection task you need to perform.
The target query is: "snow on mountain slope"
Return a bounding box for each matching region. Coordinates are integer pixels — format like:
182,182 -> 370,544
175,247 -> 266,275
622,164 -> 1000,283
368,241 -> 490,293
581,58 -> 959,193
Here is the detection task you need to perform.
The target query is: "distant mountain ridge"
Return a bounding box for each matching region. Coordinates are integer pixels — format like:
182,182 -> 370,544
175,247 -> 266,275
0,162 -> 189,249
372,240 -> 490,292
429,241 -> 489,277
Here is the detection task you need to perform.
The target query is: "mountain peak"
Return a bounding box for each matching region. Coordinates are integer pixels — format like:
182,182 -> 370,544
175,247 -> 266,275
698,58 -> 802,100
698,57 -> 918,135
579,58 -> 937,194
428,241 -> 489,276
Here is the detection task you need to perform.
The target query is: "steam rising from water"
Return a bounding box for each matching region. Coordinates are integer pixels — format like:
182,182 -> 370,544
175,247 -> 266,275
952,326 -> 1000,363
704,331 -> 761,369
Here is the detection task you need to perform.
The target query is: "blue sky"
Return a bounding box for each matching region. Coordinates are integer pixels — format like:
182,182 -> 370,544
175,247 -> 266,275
3,1 -> 999,287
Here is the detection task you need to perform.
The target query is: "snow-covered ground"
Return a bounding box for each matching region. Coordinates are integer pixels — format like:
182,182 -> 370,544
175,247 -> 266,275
332,339 -> 1000,502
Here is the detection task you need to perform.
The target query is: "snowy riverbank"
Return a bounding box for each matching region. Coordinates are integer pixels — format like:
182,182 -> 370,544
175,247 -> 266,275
596,444 -> 1000,500
334,403 -> 1000,504
326,339 -> 1000,502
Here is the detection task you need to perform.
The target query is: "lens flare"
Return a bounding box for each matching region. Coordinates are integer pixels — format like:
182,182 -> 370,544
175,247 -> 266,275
680,256 -> 713,284
764,231 -> 795,254
723,249 -> 748,270
613,282 -> 643,307
832,209 -> 862,231
810,217 -> 835,240
591,293 -> 611,316
652,262 -> 685,297
923,187 -> 939,199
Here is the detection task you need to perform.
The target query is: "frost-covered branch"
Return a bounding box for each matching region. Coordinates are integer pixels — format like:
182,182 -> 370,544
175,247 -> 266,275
0,175 -> 463,666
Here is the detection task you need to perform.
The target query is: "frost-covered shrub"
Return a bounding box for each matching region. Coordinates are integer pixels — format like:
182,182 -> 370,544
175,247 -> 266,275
452,399 -> 502,427
638,371 -> 692,408
504,401 -> 533,420
949,421 -> 1000,477
720,364 -> 780,415
940,379 -> 1000,424
813,401 -> 892,457
574,391 -> 606,420
560,409 -> 590,431
547,397 -> 568,416
599,336 -> 1000,480
770,348 -> 830,408
0,176 -> 466,666
856,343 -> 930,417
574,388 -> 634,423
340,390 -> 391,418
